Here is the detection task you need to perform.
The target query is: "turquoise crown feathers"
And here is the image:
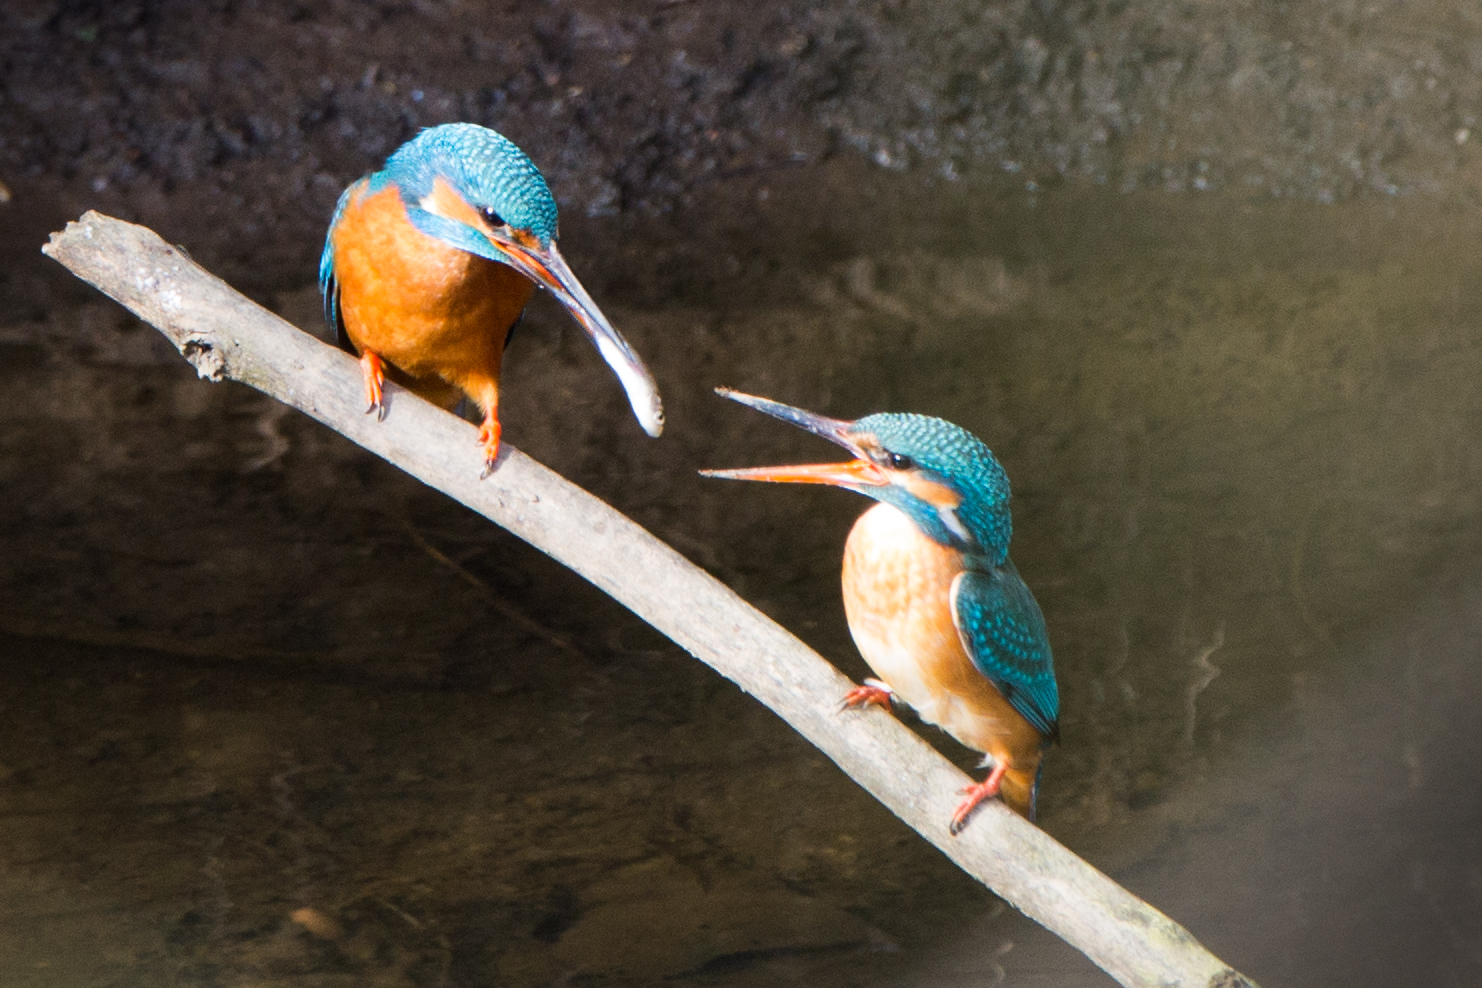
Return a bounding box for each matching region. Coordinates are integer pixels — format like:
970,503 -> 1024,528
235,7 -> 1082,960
852,413 -> 1014,565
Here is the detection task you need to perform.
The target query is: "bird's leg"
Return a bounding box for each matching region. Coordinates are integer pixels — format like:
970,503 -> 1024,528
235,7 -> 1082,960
949,760 -> 1009,836
476,407 -> 502,479
842,677 -> 895,711
459,375 -> 505,479
360,351 -> 387,420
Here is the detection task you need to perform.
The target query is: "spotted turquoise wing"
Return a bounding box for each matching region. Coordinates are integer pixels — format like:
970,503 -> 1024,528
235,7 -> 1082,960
950,562 -> 1059,740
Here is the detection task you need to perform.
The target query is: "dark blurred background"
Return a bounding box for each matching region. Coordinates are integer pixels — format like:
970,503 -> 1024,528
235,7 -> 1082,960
3,1 -> 1482,985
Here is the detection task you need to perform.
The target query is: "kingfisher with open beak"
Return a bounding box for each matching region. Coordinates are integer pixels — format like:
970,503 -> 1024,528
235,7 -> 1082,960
703,389 -> 1059,833
320,123 -> 664,473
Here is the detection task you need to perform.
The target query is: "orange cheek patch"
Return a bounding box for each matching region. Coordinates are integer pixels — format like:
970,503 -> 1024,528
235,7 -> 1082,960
898,472 -> 963,509
422,179 -> 546,253
423,176 -> 491,232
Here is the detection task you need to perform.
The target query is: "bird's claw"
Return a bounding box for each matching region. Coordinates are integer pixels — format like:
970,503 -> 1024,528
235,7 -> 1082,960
360,351 -> 387,421
477,417 -> 502,479
948,762 -> 1008,836
841,678 -> 894,712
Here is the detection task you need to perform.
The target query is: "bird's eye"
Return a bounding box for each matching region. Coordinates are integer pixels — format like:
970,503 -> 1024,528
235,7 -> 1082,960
481,207 -> 505,227
885,452 -> 914,471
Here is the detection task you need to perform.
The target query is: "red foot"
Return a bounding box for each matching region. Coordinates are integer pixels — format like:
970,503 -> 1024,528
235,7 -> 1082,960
477,414 -> 502,478
842,678 -> 894,711
950,761 -> 1008,836
360,351 -> 386,420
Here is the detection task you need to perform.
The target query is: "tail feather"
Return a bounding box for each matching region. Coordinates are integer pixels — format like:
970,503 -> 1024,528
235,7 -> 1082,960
999,764 -> 1041,820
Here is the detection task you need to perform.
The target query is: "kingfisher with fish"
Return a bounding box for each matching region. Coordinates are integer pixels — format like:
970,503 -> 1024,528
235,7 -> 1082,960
320,123 -> 664,473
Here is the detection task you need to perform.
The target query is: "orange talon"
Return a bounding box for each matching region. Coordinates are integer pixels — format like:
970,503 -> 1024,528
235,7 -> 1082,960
842,678 -> 895,711
360,351 -> 386,420
950,761 -> 1008,836
477,413 -> 502,478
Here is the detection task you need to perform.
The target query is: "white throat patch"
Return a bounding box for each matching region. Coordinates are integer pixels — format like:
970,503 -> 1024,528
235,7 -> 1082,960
937,504 -> 969,542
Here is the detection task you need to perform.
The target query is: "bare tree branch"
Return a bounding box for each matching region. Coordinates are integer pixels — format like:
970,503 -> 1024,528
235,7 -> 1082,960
44,211 -> 1258,988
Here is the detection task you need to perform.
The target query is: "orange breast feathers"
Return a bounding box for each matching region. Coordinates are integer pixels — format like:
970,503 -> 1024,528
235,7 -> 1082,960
329,178 -> 535,412
841,502 -> 1044,805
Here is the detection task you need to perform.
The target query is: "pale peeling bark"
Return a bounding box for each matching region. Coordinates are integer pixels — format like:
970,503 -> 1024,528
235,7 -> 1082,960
44,212 -> 1258,988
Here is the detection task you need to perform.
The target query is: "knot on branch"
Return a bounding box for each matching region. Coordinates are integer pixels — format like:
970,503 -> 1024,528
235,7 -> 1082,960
181,336 -> 225,381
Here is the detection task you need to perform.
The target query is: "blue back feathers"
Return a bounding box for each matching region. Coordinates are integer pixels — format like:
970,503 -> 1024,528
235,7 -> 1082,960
851,412 -> 1058,738
954,564 -> 1059,739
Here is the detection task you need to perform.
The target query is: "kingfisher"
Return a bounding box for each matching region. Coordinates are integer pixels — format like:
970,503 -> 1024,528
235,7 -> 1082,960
319,123 -> 664,473
702,389 -> 1059,833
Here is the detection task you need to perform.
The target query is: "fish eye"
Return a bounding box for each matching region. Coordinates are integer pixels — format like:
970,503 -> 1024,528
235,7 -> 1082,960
885,452 -> 914,471
481,207 -> 505,227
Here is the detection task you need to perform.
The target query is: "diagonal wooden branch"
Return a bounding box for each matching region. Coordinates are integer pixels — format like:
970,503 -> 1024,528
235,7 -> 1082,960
44,212 -> 1258,988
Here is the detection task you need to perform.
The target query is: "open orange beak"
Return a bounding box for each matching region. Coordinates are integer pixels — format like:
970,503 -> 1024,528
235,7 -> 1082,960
699,388 -> 889,489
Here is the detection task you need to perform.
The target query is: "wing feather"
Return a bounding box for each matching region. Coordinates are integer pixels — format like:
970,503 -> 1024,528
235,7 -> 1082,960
320,183 -> 355,352
950,562 -> 1059,739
